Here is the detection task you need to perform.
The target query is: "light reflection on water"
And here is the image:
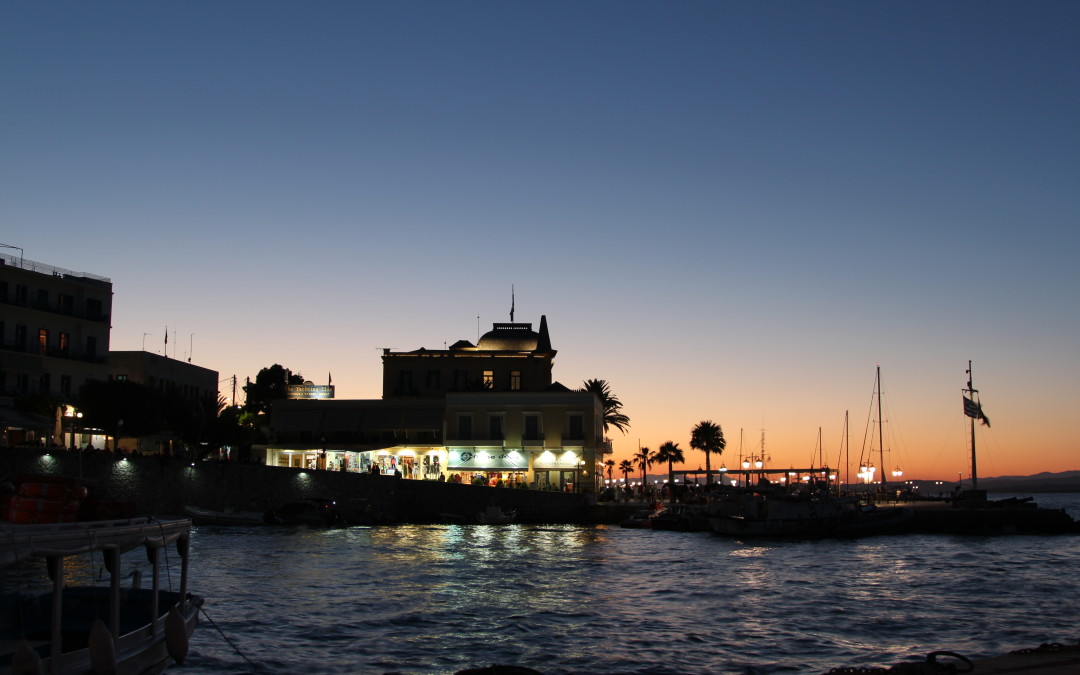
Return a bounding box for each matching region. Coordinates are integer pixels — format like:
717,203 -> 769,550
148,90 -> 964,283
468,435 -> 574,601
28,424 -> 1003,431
8,498 -> 1078,675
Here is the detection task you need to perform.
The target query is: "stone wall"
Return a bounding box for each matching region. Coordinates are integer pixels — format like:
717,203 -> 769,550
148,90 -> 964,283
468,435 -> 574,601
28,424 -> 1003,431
4,448 -> 604,524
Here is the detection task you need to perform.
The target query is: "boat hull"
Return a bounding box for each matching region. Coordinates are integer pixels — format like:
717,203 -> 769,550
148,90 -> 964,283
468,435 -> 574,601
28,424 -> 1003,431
184,505 -> 264,526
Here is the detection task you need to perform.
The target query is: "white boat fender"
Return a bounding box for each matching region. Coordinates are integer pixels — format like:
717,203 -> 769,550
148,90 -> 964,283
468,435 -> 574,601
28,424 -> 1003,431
11,638 -> 43,675
166,605 -> 190,665
88,618 -> 117,674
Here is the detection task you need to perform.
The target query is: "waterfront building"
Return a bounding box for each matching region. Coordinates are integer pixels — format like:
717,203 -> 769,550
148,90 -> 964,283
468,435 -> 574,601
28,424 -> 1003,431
109,351 -> 218,408
109,350 -> 220,454
0,251 -> 112,445
261,316 -> 604,491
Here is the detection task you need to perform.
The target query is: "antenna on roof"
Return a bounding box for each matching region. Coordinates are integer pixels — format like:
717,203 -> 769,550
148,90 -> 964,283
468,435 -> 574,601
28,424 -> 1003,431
510,285 -> 515,322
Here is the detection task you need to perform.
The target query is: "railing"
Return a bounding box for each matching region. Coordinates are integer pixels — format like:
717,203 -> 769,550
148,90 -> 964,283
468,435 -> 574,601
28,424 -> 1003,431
0,252 -> 111,283
0,292 -> 112,323
0,340 -> 106,363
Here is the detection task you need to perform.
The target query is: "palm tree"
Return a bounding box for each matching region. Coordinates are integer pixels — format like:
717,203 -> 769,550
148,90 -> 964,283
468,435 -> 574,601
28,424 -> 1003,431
690,420 -> 726,485
604,459 -> 615,482
634,446 -> 654,490
618,459 -> 633,487
580,379 -> 630,436
653,441 -> 685,503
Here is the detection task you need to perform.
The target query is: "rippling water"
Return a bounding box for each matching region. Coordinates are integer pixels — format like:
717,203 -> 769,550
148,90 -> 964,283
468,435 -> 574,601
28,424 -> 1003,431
13,496 -> 1076,674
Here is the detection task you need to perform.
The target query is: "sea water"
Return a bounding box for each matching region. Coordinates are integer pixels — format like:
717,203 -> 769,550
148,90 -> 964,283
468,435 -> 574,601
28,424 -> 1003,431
12,496 -> 1078,674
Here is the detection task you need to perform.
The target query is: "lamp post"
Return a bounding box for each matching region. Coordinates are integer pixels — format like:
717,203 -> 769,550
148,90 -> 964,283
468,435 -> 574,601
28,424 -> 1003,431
64,405 -> 84,476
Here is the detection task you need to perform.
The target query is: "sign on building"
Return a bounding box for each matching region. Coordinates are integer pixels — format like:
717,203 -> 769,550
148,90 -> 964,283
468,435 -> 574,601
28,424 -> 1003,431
287,384 -> 335,400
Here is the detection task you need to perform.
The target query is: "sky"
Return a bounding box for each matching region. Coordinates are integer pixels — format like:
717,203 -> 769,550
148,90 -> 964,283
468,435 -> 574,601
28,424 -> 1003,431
3,1 -> 1077,481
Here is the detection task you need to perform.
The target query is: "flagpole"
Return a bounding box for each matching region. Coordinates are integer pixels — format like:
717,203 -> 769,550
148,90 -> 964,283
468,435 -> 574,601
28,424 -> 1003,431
966,360 -> 978,491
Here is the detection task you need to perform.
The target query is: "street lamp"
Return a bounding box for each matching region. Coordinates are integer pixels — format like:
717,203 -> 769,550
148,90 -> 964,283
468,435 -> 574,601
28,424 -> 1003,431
64,405 -> 83,450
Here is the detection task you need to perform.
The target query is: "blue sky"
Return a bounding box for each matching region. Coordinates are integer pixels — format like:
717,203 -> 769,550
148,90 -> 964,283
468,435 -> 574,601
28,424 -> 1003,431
3,1 -> 1077,478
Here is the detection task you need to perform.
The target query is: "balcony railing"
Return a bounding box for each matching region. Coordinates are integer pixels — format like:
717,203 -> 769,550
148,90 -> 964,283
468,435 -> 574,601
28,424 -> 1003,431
1,252 -> 111,283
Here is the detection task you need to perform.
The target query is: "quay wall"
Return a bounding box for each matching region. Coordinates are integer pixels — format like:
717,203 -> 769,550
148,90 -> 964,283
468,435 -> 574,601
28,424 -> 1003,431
3,448 -> 615,524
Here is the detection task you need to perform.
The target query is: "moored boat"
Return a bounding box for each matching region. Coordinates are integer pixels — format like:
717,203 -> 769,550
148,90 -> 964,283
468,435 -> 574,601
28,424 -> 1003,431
1,515 -> 203,675
183,504 -> 265,526
619,507 -> 662,529
706,488 -> 912,539
264,497 -> 346,527
476,506 -> 516,524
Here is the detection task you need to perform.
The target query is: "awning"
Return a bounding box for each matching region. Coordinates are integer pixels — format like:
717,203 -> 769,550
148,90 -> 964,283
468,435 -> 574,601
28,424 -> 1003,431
0,405 -> 53,429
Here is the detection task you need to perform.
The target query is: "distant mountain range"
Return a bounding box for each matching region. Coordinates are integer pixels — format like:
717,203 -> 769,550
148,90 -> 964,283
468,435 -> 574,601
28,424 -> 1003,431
960,471 -> 1080,494
634,470 -> 1080,493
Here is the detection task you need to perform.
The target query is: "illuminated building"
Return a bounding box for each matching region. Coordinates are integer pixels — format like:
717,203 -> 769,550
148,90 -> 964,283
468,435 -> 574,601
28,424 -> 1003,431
0,251 -> 112,445
262,316 -> 603,491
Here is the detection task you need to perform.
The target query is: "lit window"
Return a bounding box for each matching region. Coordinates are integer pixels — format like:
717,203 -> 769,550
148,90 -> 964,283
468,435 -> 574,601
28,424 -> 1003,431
510,371 -> 521,390
483,371 -> 493,388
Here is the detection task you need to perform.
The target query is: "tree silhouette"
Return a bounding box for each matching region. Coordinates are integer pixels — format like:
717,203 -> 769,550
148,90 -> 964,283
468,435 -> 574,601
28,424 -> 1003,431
634,446 -> 654,491
690,420 -> 726,485
654,441 -> 685,503
618,459 -> 634,490
76,379 -> 163,448
580,379 -> 630,435
243,364 -> 304,416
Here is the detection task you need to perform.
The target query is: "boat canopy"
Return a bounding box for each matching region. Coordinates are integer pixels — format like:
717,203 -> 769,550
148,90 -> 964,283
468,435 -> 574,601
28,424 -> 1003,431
0,516 -> 191,567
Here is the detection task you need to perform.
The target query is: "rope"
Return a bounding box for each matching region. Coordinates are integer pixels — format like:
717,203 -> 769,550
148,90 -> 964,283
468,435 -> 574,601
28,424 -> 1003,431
199,605 -> 260,673
151,517 -> 175,592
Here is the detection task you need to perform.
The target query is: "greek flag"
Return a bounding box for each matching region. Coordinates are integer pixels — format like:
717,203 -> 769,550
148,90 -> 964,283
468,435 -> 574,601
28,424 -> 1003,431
963,396 -> 990,427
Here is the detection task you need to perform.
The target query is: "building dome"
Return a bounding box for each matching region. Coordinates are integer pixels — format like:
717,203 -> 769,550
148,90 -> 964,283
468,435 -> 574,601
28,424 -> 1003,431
477,323 -> 539,351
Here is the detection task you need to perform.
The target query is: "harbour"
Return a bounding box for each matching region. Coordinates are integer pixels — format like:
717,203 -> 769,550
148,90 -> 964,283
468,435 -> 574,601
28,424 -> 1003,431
168,494 -> 1078,674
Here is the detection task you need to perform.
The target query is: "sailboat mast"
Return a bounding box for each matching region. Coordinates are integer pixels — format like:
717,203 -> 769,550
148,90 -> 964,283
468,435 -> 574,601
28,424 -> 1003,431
877,366 -> 887,493
966,360 -> 979,491
844,410 -> 850,495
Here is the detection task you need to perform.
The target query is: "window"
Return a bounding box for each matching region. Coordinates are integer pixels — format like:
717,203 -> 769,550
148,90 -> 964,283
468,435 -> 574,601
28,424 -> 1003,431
15,284 -> 27,305
482,370 -> 494,388
488,414 -> 503,440
116,374 -> 128,382
457,415 -> 472,440
16,373 -> 29,393
60,375 -> 72,396
524,414 -> 541,441
86,336 -> 97,358
86,298 -> 103,319
35,289 -> 48,308
37,329 -> 48,355
426,369 -> 441,391
0,321 -> 5,345
15,324 -> 27,350
59,293 -> 74,314
40,373 -> 51,394
58,332 -> 69,355
510,371 -> 521,390
567,414 -> 584,440
454,369 -> 467,391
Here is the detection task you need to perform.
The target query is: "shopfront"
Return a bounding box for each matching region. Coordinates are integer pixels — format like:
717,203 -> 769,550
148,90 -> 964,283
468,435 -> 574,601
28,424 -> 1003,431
532,449 -> 584,491
266,447 -> 447,478
447,448 -> 529,487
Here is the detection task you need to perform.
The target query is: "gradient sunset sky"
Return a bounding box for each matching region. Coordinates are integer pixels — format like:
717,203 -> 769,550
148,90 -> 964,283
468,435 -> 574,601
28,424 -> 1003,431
4,2 -> 1077,481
